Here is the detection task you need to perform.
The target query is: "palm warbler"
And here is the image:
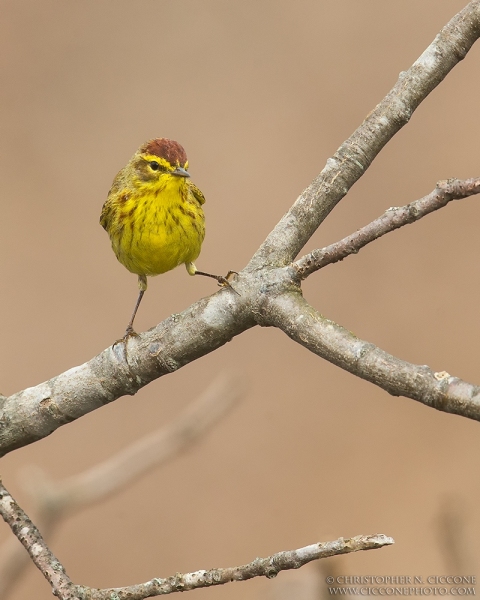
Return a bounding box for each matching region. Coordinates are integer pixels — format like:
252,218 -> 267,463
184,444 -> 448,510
100,138 -> 233,337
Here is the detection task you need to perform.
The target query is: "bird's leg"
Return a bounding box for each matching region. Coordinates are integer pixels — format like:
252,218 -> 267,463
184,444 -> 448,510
123,275 -> 148,339
124,291 -> 144,337
186,263 -> 239,295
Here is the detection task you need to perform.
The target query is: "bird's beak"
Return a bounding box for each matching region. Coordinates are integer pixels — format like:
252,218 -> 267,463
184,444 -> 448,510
172,166 -> 190,178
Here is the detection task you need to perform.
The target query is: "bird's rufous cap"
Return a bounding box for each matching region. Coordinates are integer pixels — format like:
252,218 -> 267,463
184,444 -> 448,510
141,138 -> 188,167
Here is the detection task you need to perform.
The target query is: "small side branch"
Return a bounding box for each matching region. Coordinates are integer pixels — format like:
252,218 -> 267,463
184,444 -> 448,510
294,177 -> 480,279
86,534 -> 393,599
0,479 -> 393,600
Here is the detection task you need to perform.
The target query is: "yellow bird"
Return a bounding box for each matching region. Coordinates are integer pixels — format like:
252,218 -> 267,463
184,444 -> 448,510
100,138 -> 233,338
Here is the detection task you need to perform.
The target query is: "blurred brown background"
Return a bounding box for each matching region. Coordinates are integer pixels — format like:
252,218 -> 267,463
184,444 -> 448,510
1,1 -> 480,598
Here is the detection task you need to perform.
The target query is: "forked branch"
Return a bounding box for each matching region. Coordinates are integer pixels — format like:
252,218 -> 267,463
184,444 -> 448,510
1,1 -> 479,597
247,1 -> 480,270
1,2 -> 480,457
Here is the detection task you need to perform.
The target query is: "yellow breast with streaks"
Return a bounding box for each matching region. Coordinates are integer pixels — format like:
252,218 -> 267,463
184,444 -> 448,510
108,175 -> 205,277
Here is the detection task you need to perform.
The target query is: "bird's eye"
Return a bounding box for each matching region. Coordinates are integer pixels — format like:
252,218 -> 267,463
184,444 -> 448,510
149,161 -> 160,171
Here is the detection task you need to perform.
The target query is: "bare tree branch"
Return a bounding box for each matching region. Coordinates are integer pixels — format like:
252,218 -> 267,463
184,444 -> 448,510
0,479 -> 393,599
294,177 -> 480,279
0,375 -> 243,598
247,0 -> 480,271
2,2 -> 479,597
0,481 -> 75,599
83,534 -> 393,600
0,295 -> 253,457
1,2 -> 480,458
267,292 -> 480,420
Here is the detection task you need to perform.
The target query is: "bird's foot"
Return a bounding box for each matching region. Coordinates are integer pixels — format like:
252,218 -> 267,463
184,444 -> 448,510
113,326 -> 139,347
216,271 -> 240,295
194,269 -> 240,295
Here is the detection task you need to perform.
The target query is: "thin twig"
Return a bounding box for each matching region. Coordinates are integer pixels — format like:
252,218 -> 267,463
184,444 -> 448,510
0,480 -> 393,600
82,534 -> 393,600
0,375 -> 243,598
294,177 -> 480,279
0,480 -> 76,599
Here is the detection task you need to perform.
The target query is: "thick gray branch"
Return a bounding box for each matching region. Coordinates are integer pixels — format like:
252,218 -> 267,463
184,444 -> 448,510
2,2 -> 480,457
0,293 -> 252,457
247,1 -> 480,271
267,292 -> 480,420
